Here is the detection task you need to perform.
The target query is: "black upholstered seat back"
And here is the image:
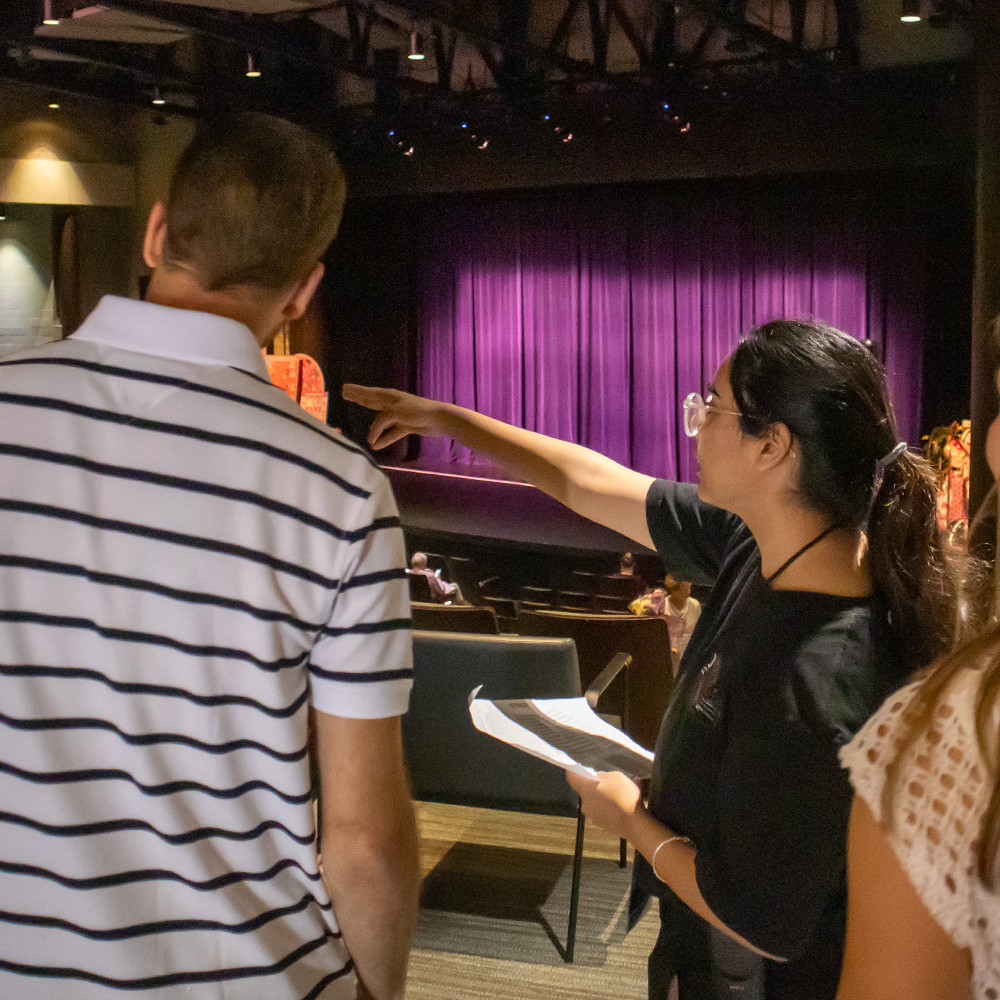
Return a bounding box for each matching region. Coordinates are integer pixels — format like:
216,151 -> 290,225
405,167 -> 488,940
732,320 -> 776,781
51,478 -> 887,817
514,610 -> 673,752
403,631 -> 582,816
410,602 -> 500,634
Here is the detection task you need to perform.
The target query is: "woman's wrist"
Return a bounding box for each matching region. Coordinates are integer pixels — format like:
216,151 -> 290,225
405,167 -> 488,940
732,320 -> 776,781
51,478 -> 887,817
434,401 -> 463,437
623,797 -> 654,845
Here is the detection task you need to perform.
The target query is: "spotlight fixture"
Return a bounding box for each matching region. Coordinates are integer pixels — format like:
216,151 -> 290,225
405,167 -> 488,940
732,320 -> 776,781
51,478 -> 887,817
900,0 -> 921,21
152,86 -> 165,106
42,0 -> 59,26
246,54 -> 261,78
408,31 -> 425,61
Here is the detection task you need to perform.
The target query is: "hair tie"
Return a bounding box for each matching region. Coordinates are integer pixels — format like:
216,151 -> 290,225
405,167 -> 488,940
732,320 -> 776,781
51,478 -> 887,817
854,441 -> 908,567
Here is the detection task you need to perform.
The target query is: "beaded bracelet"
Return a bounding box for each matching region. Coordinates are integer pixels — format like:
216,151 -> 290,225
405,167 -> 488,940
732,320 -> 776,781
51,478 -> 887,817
651,834 -> 692,882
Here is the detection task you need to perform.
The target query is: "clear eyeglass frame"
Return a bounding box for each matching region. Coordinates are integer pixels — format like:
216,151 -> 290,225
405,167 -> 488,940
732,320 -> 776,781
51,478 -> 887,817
682,391 -> 744,438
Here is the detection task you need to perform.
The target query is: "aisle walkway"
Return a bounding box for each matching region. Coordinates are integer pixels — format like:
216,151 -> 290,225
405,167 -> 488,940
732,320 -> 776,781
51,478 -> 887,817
406,802 -> 663,999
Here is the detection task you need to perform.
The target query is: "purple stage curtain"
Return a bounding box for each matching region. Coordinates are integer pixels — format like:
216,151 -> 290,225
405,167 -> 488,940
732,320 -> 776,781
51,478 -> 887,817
416,177 -> 929,482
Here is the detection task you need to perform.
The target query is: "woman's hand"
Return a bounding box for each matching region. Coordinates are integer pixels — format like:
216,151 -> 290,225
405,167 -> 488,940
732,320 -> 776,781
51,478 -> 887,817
565,769 -> 644,841
342,385 -> 449,450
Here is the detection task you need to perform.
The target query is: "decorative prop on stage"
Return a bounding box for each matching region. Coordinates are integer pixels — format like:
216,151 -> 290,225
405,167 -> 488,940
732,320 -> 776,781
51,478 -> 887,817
264,351 -> 329,422
924,419 -> 971,542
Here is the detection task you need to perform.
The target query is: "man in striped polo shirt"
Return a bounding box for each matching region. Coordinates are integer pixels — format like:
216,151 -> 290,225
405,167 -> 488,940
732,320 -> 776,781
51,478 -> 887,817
0,115 -> 419,999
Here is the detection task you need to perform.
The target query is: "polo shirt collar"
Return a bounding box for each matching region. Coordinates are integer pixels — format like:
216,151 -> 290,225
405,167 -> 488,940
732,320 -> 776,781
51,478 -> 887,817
71,296 -> 270,380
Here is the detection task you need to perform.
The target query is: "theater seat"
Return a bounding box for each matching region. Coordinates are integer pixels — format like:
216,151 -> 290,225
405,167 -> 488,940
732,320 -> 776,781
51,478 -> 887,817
410,602 -> 500,634
513,609 -> 674,753
404,631 -> 629,962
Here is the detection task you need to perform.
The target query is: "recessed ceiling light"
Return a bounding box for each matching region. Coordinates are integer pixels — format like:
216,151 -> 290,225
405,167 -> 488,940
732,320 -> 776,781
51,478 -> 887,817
42,0 -> 59,25
901,0 -> 921,21
152,86 -> 166,105
408,31 -> 425,61
246,54 -> 261,78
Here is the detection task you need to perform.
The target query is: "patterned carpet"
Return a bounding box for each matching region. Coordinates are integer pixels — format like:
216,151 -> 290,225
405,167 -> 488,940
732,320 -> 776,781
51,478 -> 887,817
406,802 -> 663,999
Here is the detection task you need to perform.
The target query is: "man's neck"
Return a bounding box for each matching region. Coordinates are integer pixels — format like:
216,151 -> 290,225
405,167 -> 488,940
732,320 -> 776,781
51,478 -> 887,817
668,593 -> 687,612
145,270 -> 279,347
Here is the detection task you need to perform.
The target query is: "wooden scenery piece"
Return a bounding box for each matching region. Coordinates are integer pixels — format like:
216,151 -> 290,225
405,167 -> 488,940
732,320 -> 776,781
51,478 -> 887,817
924,420 -> 971,537
263,351 -> 329,422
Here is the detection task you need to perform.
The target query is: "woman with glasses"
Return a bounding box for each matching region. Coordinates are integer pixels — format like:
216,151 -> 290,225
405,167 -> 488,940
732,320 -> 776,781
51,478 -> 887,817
344,319 -> 954,999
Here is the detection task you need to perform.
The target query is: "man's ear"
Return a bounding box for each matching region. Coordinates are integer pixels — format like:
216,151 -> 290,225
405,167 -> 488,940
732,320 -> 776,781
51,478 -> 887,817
143,202 -> 168,270
282,263 -> 325,324
755,421 -> 794,471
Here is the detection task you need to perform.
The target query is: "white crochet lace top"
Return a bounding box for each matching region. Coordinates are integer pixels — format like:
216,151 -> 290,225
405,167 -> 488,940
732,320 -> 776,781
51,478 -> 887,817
841,668 -> 1000,999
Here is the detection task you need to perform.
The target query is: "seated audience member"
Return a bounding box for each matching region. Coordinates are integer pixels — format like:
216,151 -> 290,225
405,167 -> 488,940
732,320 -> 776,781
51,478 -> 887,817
629,587 -> 667,617
616,551 -> 647,597
662,573 -> 701,661
836,369 -> 1000,1000
409,551 -> 465,603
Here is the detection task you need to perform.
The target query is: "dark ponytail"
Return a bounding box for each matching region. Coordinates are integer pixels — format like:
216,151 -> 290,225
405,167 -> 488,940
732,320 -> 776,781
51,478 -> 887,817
865,450 -> 954,667
728,319 -> 955,670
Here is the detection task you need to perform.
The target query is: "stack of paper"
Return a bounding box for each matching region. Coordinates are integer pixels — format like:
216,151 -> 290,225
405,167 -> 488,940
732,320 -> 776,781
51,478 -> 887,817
468,686 -> 654,779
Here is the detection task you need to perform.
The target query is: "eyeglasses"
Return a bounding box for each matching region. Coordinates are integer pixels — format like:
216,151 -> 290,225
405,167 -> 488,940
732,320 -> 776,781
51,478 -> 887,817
682,392 -> 744,438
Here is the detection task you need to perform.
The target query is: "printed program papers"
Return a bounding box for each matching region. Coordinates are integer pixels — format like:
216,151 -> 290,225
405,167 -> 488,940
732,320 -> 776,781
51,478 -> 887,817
468,686 -> 654,779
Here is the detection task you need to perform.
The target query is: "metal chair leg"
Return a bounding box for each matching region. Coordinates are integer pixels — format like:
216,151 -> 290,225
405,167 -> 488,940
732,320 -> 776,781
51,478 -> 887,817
620,836 -> 627,868
565,807 -> 586,963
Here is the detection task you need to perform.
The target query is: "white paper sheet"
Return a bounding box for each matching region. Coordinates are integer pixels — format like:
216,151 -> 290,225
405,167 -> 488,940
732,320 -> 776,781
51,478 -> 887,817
468,686 -> 654,779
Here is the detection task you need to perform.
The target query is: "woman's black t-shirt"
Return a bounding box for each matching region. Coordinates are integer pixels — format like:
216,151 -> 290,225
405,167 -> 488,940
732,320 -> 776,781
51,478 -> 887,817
632,480 -> 911,997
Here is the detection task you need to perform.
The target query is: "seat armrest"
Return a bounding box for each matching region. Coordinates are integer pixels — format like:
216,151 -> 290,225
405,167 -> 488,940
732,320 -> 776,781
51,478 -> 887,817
585,652 -> 631,710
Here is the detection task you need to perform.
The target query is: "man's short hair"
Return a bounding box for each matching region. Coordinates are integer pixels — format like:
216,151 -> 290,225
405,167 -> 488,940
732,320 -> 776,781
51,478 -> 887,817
620,552 -> 635,572
411,552 -> 428,570
162,113 -> 347,292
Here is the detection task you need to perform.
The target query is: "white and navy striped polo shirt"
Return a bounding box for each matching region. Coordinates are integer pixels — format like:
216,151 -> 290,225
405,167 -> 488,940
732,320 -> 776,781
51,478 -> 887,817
0,296 -> 412,999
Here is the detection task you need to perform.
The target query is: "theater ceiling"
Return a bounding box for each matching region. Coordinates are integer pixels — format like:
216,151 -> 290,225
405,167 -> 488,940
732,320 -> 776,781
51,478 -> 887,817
0,1 -> 975,171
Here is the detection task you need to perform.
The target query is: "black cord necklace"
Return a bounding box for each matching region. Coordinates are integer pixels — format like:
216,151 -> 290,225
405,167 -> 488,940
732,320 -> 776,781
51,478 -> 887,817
765,521 -> 845,587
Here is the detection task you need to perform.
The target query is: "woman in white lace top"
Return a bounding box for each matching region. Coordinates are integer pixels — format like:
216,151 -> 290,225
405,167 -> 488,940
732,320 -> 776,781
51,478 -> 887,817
838,372 -> 1000,1000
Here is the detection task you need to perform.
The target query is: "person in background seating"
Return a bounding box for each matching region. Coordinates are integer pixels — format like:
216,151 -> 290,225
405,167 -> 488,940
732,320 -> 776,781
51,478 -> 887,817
617,551 -> 647,598
662,573 -> 701,662
409,551 -> 465,604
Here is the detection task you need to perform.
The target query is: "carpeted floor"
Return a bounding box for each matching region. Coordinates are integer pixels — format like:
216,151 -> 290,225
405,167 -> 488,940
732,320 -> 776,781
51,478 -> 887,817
406,801 -> 664,999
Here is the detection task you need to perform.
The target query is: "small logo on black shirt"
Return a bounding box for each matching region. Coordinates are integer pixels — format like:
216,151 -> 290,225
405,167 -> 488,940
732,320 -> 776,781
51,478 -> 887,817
691,653 -> 722,725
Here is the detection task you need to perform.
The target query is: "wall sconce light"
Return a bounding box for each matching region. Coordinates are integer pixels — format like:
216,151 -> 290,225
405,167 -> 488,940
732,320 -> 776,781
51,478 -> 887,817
246,54 -> 261,78
408,31 -> 425,61
901,0 -> 922,22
